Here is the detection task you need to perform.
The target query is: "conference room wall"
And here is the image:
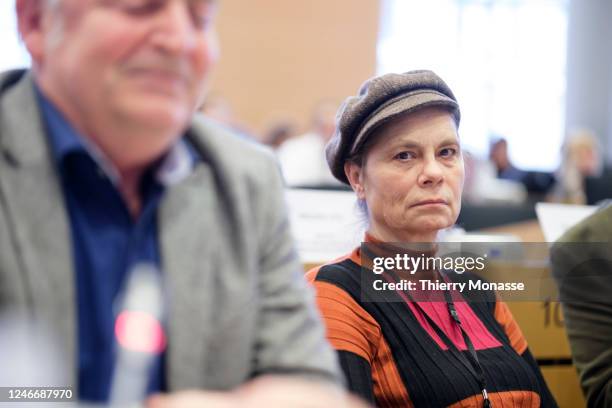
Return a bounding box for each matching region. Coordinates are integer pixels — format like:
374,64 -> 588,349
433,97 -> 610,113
208,0 -> 381,137
565,0 -> 612,164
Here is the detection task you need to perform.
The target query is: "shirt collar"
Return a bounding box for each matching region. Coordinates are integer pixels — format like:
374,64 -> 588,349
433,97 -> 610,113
35,84 -> 198,187
155,137 -> 197,186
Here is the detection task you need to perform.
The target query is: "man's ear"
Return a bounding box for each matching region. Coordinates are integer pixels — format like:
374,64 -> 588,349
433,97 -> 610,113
16,0 -> 47,66
344,161 -> 365,199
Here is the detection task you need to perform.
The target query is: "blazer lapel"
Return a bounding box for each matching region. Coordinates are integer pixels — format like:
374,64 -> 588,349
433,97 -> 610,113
159,162 -> 216,390
0,73 -> 76,387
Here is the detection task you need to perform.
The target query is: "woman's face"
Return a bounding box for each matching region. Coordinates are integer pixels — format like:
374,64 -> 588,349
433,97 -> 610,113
345,107 -> 464,242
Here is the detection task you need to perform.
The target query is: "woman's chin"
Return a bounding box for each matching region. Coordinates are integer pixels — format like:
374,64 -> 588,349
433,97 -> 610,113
406,220 -> 454,240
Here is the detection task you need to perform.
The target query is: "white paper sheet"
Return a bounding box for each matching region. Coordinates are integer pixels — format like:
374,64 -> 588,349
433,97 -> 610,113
535,202 -> 597,243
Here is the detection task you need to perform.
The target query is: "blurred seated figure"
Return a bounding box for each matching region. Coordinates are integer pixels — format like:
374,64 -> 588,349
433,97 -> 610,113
277,100 -> 341,187
463,150 -> 527,205
263,119 -> 296,150
489,137 -> 526,182
550,129 -> 602,204
487,137 -> 555,197
551,207 -> 612,407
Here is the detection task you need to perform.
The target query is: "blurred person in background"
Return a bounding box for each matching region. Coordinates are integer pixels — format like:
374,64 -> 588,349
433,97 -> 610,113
551,207 -> 612,408
462,148 -> 528,205
0,0 -> 347,406
307,70 -> 557,407
277,100 -> 341,187
549,129 -> 602,205
489,137 -> 526,182
263,119 -> 296,150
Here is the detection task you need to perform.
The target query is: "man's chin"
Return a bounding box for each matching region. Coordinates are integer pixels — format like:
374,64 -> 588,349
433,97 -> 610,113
118,104 -> 192,133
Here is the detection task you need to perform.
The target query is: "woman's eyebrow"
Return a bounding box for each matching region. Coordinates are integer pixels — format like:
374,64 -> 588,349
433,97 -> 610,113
389,137 -> 458,149
394,142 -> 422,149
438,138 -> 460,146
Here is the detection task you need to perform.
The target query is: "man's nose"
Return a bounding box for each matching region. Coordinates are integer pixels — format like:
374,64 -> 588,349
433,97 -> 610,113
151,1 -> 197,55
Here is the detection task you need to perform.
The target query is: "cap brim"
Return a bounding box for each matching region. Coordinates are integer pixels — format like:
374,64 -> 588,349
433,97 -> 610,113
350,91 -> 459,156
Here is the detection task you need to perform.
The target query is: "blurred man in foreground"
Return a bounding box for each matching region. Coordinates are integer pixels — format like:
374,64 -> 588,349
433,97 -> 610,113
0,0 -> 347,406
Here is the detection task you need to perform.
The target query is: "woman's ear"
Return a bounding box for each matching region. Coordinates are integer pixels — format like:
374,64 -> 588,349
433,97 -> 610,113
344,161 -> 365,199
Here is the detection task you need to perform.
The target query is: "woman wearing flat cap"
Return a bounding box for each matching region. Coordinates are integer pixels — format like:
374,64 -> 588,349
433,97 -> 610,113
306,70 -> 556,407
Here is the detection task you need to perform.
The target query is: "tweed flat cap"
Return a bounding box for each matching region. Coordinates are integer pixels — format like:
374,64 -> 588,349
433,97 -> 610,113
326,70 -> 460,184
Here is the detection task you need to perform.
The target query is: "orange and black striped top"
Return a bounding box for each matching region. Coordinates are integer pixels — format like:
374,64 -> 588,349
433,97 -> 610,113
306,244 -> 557,407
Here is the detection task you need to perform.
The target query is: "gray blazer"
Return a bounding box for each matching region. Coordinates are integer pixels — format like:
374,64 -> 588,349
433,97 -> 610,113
0,70 -> 341,393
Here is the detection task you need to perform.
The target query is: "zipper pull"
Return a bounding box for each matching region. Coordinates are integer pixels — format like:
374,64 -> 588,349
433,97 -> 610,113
482,388 -> 492,407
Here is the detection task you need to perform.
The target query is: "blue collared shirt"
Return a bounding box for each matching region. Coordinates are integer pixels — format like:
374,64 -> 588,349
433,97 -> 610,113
35,87 -> 197,403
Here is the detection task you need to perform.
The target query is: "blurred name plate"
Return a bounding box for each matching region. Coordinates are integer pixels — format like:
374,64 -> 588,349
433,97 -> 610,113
286,188 -> 364,264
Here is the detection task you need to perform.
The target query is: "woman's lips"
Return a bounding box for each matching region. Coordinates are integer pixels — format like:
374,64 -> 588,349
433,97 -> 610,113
411,199 -> 448,207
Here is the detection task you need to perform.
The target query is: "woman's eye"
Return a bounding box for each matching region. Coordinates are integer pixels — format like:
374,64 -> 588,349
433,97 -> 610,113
440,147 -> 457,158
394,151 -> 416,161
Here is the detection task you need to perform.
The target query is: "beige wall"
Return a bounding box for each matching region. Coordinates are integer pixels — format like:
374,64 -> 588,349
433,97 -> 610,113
209,0 -> 381,138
